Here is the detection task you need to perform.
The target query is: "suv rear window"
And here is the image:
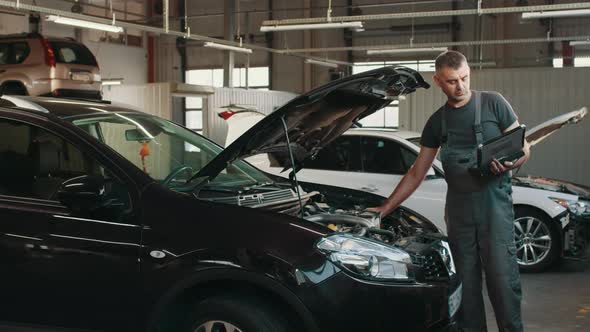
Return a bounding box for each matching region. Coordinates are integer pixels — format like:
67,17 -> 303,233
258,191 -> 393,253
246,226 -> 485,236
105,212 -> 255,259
50,42 -> 97,66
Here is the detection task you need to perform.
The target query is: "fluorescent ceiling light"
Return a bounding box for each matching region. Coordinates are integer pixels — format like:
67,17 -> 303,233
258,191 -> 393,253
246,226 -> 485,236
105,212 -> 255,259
367,47 -> 448,55
261,21 -> 363,32
46,15 -> 123,33
101,78 -> 123,86
203,42 -> 253,54
522,9 -> 590,19
304,59 -> 338,68
570,40 -> 590,46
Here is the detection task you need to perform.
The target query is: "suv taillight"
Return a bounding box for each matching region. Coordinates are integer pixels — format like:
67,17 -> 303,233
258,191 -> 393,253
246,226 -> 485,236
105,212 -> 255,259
40,38 -> 56,67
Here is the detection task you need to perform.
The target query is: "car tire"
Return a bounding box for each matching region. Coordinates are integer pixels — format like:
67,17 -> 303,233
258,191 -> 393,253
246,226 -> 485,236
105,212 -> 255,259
186,294 -> 291,332
514,206 -> 561,273
0,82 -> 27,95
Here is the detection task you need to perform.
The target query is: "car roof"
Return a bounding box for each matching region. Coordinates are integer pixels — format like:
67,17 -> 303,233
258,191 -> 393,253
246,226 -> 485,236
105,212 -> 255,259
0,96 -> 144,118
345,127 -> 422,140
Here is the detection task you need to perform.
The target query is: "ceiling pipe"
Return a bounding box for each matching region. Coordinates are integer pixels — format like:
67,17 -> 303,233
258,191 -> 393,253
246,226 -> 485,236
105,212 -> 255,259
261,2 -> 590,26
278,35 -> 590,54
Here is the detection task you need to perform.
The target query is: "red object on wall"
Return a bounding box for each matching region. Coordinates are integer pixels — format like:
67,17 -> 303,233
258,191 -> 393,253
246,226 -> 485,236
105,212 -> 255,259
562,41 -> 574,67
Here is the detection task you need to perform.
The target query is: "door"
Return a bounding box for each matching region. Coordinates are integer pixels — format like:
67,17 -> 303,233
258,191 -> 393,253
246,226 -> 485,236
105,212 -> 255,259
0,116 -> 141,330
296,136 -> 372,192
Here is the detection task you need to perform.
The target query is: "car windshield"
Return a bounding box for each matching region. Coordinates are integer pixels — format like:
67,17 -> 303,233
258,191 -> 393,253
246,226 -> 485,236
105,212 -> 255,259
71,113 -> 272,189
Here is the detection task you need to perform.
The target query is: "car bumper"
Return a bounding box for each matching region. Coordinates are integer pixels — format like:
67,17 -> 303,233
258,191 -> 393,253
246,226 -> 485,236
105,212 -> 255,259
300,268 -> 461,332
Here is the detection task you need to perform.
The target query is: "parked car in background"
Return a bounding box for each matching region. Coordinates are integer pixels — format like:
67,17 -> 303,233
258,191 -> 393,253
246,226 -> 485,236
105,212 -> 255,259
0,66 -> 462,331
260,108 -> 589,272
0,33 -> 101,99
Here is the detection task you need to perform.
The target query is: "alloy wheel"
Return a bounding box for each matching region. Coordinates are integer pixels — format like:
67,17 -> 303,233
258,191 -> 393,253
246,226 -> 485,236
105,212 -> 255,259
514,216 -> 552,266
194,320 -> 243,332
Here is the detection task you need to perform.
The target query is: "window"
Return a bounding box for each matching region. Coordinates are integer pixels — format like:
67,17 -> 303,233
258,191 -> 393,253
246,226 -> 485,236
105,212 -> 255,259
185,67 -> 270,133
72,114 -> 273,189
0,42 -> 30,65
352,60 -> 434,128
51,42 -> 97,66
553,56 -> 590,68
12,42 -> 30,64
360,137 -> 416,175
304,136 -> 362,171
185,67 -> 269,89
358,100 -> 399,128
0,119 -> 131,219
0,43 -> 9,64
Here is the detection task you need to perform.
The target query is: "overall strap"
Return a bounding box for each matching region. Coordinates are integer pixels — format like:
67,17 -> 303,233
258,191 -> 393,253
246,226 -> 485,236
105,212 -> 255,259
441,104 -> 448,144
473,91 -> 483,146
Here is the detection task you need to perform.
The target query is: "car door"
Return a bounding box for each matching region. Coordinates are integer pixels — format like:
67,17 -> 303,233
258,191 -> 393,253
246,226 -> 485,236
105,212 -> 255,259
295,136 -> 372,192
0,115 -> 142,330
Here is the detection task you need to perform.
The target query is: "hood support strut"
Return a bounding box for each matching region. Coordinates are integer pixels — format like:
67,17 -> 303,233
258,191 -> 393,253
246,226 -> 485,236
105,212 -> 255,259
281,115 -> 304,219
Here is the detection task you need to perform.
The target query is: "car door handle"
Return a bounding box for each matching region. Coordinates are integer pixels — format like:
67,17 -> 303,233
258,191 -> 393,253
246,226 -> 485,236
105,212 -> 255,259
0,69 -> 6,74
360,186 -> 378,192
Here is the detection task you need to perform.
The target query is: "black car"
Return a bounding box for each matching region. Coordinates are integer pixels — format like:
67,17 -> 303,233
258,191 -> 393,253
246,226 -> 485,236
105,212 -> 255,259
0,67 -> 460,332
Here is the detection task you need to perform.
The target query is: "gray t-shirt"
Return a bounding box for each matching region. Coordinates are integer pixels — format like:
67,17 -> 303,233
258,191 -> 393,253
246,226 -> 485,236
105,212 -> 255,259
420,91 -> 517,149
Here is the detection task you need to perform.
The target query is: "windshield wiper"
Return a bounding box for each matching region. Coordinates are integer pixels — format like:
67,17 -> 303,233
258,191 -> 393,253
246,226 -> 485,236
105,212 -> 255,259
243,181 -> 275,191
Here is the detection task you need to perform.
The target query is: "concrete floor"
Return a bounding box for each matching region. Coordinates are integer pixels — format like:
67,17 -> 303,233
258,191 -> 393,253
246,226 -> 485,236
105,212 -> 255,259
484,250 -> 590,332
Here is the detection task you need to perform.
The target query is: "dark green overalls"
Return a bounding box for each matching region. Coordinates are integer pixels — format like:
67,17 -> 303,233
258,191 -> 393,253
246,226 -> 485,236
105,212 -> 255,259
440,91 -> 523,332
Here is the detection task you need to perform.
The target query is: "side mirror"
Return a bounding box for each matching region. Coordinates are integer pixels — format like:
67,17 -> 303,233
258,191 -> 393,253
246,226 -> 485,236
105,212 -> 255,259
57,175 -> 105,211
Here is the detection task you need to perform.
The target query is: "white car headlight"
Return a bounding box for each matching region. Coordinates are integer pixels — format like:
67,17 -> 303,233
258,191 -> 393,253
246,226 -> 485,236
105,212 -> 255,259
316,234 -> 413,280
550,197 -> 590,216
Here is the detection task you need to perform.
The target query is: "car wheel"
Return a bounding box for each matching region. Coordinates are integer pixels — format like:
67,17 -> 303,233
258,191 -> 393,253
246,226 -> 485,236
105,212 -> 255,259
514,206 -> 561,273
187,294 -> 290,332
0,82 -> 27,95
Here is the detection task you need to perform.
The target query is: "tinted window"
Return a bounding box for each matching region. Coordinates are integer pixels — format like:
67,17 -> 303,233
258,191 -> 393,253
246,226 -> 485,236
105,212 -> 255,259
361,137 -> 416,175
0,42 -> 29,65
12,42 -> 30,64
0,119 -> 130,215
305,136 -> 362,171
51,42 -> 97,66
0,43 -> 10,64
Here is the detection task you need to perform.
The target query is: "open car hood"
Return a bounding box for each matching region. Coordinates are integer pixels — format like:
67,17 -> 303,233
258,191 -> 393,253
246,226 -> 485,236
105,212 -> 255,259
513,176 -> 590,198
525,107 -> 587,147
196,66 -> 430,180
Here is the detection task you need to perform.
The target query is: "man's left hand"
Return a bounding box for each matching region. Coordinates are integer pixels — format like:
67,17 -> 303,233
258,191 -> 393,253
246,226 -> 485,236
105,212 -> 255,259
490,158 -> 515,175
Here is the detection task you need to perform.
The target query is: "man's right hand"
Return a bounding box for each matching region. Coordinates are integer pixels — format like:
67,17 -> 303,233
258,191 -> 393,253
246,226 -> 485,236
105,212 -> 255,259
366,206 -> 393,219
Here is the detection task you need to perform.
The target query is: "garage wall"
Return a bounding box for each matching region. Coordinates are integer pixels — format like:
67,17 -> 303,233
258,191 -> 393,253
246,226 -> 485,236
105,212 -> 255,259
401,67 -> 590,186
205,88 -> 297,144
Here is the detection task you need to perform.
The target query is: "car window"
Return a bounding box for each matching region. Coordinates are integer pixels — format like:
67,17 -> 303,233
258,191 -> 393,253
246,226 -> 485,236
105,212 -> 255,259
72,114 -> 272,189
0,118 -> 131,218
50,42 -> 97,66
304,136 -> 362,171
12,42 -> 30,64
361,136 -> 415,175
0,43 -> 10,64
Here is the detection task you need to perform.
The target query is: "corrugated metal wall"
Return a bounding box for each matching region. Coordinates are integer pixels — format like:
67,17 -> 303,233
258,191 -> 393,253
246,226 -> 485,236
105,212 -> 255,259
102,83 -> 173,120
205,88 -> 297,145
401,67 -> 590,186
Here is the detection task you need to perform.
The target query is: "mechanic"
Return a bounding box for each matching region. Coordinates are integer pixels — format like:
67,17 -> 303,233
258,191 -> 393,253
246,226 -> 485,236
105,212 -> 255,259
369,50 -> 530,332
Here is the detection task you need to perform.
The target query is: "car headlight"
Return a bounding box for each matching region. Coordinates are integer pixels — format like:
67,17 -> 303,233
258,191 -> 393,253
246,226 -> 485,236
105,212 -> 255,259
550,197 -> 590,216
316,234 -> 413,280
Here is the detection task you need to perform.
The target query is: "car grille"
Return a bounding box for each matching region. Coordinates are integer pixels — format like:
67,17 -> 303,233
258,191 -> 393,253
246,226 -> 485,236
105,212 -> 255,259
410,252 -> 449,281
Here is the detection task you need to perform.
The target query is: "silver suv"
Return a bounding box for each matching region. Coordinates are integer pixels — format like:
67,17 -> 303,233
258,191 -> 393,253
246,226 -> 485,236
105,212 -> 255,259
0,33 -> 101,99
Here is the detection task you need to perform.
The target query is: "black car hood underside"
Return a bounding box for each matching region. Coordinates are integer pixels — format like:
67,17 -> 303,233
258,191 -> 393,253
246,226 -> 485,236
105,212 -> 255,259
195,66 -> 429,180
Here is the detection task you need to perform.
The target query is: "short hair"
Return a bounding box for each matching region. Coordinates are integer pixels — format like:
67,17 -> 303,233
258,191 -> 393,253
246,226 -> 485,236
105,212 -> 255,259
435,51 -> 467,71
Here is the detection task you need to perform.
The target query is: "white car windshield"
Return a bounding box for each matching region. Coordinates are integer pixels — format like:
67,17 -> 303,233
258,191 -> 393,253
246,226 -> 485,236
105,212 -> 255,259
72,113 -> 272,189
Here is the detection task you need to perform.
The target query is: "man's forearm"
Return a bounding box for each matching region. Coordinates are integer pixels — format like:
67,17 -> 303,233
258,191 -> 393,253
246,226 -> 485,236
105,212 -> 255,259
381,169 -> 424,215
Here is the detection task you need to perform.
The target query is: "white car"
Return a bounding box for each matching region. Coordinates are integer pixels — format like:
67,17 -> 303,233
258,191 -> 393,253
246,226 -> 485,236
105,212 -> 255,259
258,108 -> 589,272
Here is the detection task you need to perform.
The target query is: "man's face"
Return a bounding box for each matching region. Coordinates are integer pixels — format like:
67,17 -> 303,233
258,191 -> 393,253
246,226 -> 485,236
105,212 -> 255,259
434,62 -> 471,103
